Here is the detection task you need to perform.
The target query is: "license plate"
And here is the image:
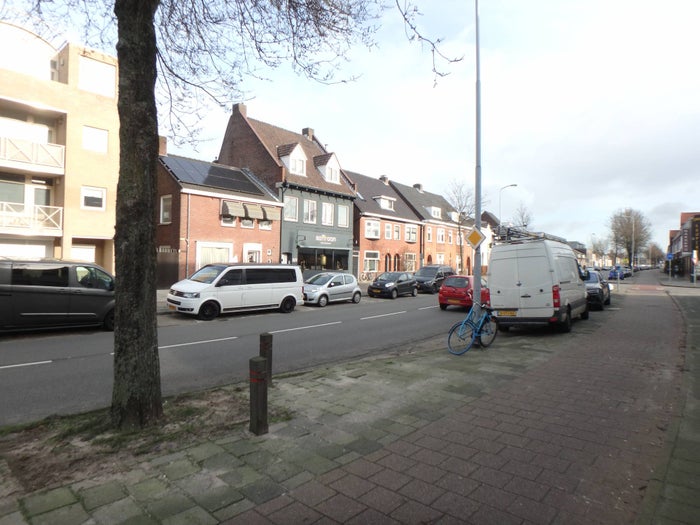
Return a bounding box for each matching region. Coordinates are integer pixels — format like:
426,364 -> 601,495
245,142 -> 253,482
447,299 -> 461,304
496,309 -> 517,317
168,304 -> 176,310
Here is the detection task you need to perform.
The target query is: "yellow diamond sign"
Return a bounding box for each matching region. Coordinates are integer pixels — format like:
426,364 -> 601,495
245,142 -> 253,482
466,227 -> 486,249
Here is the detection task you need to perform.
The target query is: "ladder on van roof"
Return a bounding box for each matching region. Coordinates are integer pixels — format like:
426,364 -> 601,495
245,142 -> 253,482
494,226 -> 567,244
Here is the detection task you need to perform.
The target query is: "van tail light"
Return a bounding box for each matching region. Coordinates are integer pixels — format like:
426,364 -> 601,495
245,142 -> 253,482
483,287 -> 491,305
552,285 -> 561,308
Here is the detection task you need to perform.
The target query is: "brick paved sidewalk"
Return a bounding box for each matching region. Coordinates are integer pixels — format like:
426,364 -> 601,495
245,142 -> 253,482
0,285 -> 694,524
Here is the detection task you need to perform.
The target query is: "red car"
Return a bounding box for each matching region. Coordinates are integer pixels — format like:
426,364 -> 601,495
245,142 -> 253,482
438,275 -> 490,310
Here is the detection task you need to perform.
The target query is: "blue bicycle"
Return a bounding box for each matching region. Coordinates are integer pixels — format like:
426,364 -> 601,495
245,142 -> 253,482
447,304 -> 498,355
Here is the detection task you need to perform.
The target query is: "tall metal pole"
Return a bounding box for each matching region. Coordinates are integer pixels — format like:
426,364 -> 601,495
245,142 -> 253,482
473,0 -> 483,316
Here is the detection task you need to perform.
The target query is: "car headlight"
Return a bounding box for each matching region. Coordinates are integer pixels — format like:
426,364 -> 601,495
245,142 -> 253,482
181,292 -> 200,299
385,282 -> 396,287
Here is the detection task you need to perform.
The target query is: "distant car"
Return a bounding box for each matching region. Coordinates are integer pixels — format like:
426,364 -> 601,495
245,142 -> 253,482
609,268 -> 624,280
414,265 -> 455,294
303,272 -> 362,307
367,271 -> 417,299
438,275 -> 490,311
584,270 -> 611,310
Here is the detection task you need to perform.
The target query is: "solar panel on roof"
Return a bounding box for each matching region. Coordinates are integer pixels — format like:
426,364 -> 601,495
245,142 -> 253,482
161,156 -> 265,196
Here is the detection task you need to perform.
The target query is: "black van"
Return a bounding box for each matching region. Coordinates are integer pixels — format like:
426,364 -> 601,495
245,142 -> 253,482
414,265 -> 456,294
0,259 -> 115,332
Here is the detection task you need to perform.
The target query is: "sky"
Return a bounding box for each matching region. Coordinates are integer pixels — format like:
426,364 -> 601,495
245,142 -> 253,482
167,0 -> 699,252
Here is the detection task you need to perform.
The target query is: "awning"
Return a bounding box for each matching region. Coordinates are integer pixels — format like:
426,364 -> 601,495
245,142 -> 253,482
263,206 -> 281,221
244,203 -> 264,219
221,200 -> 245,217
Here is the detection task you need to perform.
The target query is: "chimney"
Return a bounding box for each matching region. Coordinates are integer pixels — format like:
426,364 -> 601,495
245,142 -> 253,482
379,175 -> 389,184
158,136 -> 167,156
413,183 -> 423,192
233,103 -> 247,117
302,127 -> 314,141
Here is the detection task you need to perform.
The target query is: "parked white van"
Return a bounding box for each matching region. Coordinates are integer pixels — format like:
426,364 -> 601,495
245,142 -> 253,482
166,263 -> 304,320
487,237 -> 589,332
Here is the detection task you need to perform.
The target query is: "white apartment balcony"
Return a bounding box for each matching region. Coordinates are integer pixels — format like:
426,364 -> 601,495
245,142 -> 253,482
0,136 -> 65,176
0,202 -> 63,237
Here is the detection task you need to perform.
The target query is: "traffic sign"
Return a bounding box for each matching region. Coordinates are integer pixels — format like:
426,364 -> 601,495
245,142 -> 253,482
466,227 -> 486,249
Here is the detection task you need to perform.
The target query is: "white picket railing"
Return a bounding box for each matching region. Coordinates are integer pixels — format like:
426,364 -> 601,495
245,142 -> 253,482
0,202 -> 63,232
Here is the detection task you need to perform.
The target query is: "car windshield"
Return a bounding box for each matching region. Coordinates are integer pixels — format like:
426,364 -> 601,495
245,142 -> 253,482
415,267 -> 437,277
306,273 -> 332,285
377,272 -> 401,281
189,265 -> 226,284
585,272 -> 600,283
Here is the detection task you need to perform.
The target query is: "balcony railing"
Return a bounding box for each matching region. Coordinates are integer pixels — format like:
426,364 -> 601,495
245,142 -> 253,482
0,202 -> 63,235
0,137 -> 65,175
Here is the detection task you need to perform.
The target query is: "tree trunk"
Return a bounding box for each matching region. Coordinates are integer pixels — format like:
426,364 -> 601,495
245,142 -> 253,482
111,0 -> 163,428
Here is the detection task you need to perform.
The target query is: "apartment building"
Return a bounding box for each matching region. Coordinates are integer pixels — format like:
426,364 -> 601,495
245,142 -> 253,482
0,22 -> 119,271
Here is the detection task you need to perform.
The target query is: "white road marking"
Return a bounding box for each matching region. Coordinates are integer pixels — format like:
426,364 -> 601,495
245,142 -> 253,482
0,360 -> 52,370
159,336 -> 239,349
270,321 -> 342,334
361,311 -> 406,320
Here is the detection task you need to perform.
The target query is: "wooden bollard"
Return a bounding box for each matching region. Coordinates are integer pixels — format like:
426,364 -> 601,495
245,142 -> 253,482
259,332 -> 273,388
249,356 -> 268,435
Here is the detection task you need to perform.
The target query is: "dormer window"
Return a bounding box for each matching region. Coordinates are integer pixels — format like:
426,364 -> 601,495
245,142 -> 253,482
290,157 -> 306,176
429,206 -> 442,219
374,196 -> 395,211
325,166 -> 339,184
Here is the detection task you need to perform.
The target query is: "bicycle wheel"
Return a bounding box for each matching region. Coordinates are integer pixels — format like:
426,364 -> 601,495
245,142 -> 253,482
448,321 -> 475,355
477,316 -> 498,347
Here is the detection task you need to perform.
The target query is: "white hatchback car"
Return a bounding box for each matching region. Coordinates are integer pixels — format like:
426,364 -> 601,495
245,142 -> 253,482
303,272 -> 362,307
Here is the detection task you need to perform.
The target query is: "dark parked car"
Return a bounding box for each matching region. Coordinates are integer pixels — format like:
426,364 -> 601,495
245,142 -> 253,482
608,268 -> 624,280
367,272 -> 417,299
585,270 -> 611,310
438,275 -> 490,311
414,265 -> 455,293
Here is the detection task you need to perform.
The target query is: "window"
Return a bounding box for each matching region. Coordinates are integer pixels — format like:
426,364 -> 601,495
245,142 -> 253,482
437,253 -> 445,264
258,220 -> 272,230
241,218 -> 254,229
81,186 -> 106,211
12,265 -> 69,287
405,253 -> 417,272
385,223 -> 392,240
363,251 -> 380,272
448,230 -> 453,244
284,195 -> 298,221
322,202 -> 334,226
222,216 -> 236,227
405,225 -> 417,243
0,175 -> 24,211
82,126 -> 108,153
429,206 -> 442,219
365,220 -> 380,239
426,227 -> 433,243
303,199 -> 317,224
197,242 -> 232,267
394,225 -> 401,240
290,158 -> 306,176
376,196 -> 395,211
437,228 -> 446,244
160,195 -> 172,224
325,166 -> 339,184
337,204 -> 349,228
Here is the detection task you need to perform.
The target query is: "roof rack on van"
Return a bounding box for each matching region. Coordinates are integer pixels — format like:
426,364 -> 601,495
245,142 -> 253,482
494,226 -> 567,244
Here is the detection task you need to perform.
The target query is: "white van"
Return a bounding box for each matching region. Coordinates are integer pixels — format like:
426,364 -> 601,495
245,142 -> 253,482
487,238 -> 589,332
166,263 -> 304,320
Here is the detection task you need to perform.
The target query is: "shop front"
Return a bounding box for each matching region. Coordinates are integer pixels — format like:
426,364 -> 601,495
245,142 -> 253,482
296,230 -> 353,275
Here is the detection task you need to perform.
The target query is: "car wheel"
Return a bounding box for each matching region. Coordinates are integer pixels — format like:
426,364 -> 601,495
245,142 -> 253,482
279,296 -> 296,313
390,289 -> 398,299
318,295 -> 328,307
581,305 -> 589,320
411,288 -> 417,297
604,294 -> 611,306
102,309 -> 115,331
432,284 -> 439,294
439,304 -> 448,310
558,308 -> 572,332
198,301 -> 220,321
352,291 -> 361,304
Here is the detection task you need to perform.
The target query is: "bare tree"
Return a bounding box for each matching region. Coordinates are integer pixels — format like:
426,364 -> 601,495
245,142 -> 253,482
444,180 -> 474,273
512,202 -> 533,229
609,208 -> 651,267
10,0 -> 457,428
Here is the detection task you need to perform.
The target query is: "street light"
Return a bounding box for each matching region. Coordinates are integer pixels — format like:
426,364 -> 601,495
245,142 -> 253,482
498,184 -> 517,228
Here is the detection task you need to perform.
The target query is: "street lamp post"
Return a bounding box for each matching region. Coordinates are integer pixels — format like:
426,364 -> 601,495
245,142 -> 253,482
498,184 -> 517,231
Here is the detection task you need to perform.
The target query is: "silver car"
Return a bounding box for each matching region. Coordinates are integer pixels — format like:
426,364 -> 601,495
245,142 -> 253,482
303,272 -> 362,307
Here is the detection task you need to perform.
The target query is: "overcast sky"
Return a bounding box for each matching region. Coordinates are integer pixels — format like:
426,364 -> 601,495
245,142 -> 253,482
171,0 -> 700,252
